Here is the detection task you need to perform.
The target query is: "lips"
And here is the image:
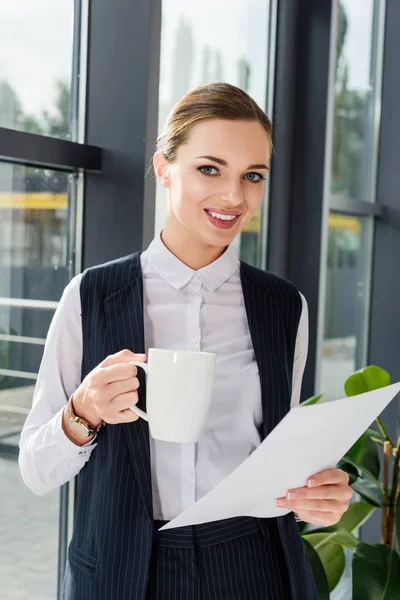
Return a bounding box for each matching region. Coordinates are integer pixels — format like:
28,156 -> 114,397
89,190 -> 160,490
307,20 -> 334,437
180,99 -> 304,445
206,208 -> 241,217
204,209 -> 241,230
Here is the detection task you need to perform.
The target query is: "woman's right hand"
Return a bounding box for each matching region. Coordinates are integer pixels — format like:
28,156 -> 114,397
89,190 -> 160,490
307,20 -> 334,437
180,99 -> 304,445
71,349 -> 147,427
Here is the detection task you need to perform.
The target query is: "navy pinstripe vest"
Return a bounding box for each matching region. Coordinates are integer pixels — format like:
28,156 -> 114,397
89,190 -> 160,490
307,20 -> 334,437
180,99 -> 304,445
65,251 -> 317,600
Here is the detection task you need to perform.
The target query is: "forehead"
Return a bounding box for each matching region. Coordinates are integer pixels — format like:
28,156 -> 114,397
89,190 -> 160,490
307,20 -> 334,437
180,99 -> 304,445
178,119 -> 271,163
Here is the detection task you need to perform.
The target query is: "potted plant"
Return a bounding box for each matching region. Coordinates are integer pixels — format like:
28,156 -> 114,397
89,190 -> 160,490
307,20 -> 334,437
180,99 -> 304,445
299,366 -> 400,599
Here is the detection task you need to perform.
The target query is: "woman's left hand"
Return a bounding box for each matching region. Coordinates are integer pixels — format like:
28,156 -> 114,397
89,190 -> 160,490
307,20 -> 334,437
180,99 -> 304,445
275,468 -> 353,526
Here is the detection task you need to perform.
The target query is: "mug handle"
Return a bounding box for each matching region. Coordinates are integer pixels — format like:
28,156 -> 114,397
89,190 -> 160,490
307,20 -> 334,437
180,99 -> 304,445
129,361 -> 149,421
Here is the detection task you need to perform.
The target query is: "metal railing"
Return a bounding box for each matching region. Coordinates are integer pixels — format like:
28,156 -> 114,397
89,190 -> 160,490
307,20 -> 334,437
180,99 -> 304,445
0,297 -> 59,310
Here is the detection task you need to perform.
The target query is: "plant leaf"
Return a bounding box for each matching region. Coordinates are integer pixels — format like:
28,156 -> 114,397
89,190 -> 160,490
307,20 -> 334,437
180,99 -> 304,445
345,432 -> 381,480
366,426 -> 385,441
303,533 -> 346,591
338,501 -> 376,532
351,478 -> 383,507
301,393 -> 324,407
302,538 -> 330,600
352,543 -> 400,600
345,366 -> 391,397
310,502 -> 376,539
304,527 -> 359,551
337,458 -> 360,485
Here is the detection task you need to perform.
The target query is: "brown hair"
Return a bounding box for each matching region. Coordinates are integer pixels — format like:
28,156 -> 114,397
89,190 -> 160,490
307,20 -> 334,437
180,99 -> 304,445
156,82 -> 273,162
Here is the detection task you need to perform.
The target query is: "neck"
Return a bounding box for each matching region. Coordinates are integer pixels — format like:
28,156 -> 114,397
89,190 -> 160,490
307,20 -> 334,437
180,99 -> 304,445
161,218 -> 227,270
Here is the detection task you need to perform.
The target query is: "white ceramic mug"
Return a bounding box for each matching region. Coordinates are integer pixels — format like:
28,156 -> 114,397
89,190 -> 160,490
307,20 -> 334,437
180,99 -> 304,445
129,348 -> 216,442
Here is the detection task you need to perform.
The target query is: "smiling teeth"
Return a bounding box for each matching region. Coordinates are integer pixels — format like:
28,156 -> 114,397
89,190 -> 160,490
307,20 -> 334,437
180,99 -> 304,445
208,211 -> 237,221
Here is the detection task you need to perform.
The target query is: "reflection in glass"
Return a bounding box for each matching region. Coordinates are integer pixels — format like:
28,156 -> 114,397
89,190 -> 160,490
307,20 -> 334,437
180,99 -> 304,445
331,0 -> 378,202
0,1 -> 74,139
321,214 -> 372,401
0,162 -> 74,599
154,0 -> 272,267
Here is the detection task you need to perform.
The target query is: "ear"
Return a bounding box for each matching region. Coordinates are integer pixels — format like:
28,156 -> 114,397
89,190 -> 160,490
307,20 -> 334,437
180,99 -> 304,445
153,151 -> 171,188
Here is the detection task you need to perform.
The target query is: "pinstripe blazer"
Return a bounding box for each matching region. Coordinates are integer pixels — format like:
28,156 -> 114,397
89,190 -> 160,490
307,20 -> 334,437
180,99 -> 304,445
63,251 -> 317,600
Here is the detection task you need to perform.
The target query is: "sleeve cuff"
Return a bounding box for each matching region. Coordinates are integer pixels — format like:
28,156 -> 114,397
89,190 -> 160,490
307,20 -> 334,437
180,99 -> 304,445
51,406 -> 98,457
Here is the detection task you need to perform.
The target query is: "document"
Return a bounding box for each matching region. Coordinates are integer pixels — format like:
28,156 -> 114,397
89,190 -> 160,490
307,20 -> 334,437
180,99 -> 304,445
160,382 -> 400,530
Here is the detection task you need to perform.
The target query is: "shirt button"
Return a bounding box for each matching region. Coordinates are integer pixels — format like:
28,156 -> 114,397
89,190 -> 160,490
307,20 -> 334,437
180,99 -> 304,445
185,472 -> 194,481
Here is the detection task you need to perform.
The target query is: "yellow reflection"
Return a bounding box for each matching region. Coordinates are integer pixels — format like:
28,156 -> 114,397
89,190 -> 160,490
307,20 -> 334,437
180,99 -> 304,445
0,193 -> 68,210
328,214 -> 360,234
242,209 -> 260,233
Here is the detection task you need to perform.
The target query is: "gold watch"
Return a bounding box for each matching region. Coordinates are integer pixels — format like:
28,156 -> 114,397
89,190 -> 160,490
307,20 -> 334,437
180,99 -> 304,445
66,396 -> 105,437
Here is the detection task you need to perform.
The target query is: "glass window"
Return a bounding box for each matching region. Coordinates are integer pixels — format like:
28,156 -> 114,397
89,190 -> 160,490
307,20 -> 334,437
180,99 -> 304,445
0,1 -> 74,139
154,0 -> 273,267
331,0 -> 378,202
320,2 -> 385,593
0,162 -> 75,599
320,0 -> 385,395
320,214 -> 373,401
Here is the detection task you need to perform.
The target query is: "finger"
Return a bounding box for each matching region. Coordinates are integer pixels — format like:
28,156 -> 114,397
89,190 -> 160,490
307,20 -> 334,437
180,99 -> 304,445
307,468 -> 348,488
105,407 -> 140,424
107,376 -> 140,401
120,408 -> 140,422
99,349 -> 147,368
294,510 -> 341,527
286,485 -> 353,501
283,499 -> 346,512
110,390 -> 139,413
97,361 -> 143,385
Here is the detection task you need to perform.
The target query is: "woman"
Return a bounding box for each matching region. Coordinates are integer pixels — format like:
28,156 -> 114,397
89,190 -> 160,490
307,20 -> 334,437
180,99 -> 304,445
19,83 -> 352,600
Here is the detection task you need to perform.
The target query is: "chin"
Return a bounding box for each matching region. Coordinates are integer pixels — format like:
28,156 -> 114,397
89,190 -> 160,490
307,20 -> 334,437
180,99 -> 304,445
198,228 -> 237,249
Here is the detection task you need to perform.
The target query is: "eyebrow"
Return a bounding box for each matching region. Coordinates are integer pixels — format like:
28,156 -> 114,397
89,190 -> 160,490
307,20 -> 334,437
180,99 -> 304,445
196,155 -> 269,170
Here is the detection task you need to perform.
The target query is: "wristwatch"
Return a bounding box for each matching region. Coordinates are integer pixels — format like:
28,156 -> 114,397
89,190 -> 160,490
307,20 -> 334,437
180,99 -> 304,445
66,395 -> 105,437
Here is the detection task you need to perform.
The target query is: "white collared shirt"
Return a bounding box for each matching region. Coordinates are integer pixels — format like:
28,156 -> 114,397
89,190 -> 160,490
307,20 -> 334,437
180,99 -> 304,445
19,237 -> 308,520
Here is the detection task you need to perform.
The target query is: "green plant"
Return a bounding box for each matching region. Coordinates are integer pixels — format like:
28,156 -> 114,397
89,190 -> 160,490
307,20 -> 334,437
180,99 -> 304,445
299,366 -> 400,599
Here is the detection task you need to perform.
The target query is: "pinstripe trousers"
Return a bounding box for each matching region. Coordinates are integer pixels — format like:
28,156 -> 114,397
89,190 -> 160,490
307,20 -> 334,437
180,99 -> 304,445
146,516 -> 292,599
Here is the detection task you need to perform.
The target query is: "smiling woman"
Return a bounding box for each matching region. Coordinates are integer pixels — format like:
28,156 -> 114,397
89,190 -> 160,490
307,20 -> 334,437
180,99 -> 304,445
153,83 -> 272,269
19,82 -> 324,600
154,0 -> 274,267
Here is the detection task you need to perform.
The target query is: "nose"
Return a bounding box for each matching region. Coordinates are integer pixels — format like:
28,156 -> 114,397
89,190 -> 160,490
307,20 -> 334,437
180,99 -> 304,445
220,181 -> 244,206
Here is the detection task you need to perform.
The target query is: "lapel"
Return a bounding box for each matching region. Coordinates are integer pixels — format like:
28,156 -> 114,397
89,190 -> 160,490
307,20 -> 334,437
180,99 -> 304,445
103,253 -> 153,523
240,261 -> 290,439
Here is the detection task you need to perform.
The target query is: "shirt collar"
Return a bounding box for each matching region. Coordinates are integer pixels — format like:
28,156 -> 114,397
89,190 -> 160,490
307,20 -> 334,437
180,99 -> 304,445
142,234 -> 239,292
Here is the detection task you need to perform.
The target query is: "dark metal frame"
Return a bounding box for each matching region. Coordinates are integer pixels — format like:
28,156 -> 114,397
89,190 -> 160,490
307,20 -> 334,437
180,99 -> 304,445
267,0 -> 333,399
330,195 -> 383,218
82,0 -> 162,268
0,127 -> 102,172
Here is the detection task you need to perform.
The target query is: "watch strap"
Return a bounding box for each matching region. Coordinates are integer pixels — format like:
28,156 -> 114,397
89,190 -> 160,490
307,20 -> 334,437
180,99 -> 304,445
67,395 -> 105,436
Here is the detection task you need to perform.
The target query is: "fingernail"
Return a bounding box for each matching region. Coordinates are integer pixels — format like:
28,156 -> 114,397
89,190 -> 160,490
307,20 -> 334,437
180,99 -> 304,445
307,479 -> 316,487
276,499 -> 285,507
287,492 -> 297,499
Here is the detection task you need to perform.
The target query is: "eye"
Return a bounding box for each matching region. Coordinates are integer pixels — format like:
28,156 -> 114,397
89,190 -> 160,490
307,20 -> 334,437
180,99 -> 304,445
198,166 -> 219,176
244,172 -> 266,183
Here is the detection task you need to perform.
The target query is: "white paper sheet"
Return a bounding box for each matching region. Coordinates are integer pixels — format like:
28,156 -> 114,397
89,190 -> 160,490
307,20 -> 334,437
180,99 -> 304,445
160,382 -> 400,530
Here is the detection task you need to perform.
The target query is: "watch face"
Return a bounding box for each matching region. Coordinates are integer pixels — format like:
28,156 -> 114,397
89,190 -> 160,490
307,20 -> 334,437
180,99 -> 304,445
68,420 -> 91,437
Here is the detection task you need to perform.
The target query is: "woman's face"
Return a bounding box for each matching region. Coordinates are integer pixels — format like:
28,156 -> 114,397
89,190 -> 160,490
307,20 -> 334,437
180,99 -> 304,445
155,119 -> 271,250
